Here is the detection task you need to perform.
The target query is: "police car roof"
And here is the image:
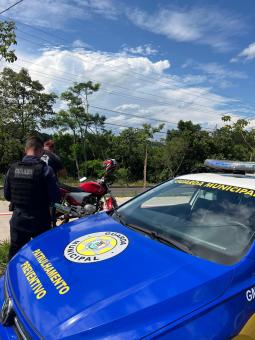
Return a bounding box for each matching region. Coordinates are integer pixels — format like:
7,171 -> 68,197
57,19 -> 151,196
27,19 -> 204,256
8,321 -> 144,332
177,173 -> 255,190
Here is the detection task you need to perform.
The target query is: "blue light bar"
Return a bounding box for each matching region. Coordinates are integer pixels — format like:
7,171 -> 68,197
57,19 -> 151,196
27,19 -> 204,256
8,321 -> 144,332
204,159 -> 255,173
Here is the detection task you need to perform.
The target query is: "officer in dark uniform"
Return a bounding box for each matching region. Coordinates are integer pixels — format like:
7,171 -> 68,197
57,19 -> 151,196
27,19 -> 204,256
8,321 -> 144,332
4,136 -> 60,260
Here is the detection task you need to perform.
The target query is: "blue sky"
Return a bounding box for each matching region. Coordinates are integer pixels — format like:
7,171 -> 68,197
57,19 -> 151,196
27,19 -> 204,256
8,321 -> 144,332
1,0 -> 255,131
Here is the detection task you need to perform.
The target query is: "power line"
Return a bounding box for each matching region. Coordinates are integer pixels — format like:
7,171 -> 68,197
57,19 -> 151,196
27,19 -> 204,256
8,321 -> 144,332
0,59 -> 222,128
17,28 -> 59,46
0,0 -> 24,15
0,62 -> 218,133
0,58 -> 226,130
90,105 -> 212,131
0,18 -> 245,133
4,56 -> 234,119
102,122 -> 167,134
91,105 -> 177,125
1,12 -> 253,113
13,50 -> 252,115
0,13 -> 77,45
16,34 -> 46,47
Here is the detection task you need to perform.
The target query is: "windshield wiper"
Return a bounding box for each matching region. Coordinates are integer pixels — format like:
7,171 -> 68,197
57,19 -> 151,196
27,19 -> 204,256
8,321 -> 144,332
126,222 -> 193,255
151,231 -> 193,255
111,210 -> 127,225
112,211 -> 193,255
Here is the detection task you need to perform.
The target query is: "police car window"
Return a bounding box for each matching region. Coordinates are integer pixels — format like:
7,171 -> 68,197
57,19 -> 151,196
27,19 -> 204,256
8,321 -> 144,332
117,180 -> 255,265
141,184 -> 196,207
196,189 -> 216,201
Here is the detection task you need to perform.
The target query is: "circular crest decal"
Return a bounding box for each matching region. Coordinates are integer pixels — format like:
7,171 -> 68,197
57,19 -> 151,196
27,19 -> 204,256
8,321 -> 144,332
64,231 -> 129,263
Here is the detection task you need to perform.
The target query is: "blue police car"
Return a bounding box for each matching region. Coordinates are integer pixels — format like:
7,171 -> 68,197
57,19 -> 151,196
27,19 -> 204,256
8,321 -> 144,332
1,160 -> 255,339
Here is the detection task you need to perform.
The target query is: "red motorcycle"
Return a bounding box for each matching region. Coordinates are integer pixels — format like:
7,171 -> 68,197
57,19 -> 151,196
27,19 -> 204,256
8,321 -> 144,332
55,159 -> 118,223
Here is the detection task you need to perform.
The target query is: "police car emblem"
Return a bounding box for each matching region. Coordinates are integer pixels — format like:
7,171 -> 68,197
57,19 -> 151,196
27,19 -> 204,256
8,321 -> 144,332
64,231 -> 129,263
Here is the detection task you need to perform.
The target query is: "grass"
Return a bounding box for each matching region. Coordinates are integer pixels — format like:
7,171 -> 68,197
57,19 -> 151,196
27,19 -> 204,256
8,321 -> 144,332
0,175 -> 4,200
0,240 -> 9,276
0,174 -> 4,186
113,180 -> 155,187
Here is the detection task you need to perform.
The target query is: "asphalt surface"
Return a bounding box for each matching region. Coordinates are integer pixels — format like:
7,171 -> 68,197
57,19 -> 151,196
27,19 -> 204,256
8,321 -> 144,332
0,201 -> 12,241
0,186 -> 151,199
111,186 -> 151,196
0,197 -> 132,241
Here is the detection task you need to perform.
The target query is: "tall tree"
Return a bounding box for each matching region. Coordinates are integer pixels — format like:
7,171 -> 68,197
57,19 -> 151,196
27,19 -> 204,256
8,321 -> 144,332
0,67 -> 56,141
165,120 -> 212,177
212,115 -> 253,161
163,136 -> 188,179
138,124 -> 164,188
0,20 -> 17,63
0,67 -> 56,170
114,128 -> 144,181
57,81 -> 104,177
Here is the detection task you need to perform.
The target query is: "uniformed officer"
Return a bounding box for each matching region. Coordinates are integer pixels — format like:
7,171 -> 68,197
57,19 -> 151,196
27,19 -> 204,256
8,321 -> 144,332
4,136 -> 60,260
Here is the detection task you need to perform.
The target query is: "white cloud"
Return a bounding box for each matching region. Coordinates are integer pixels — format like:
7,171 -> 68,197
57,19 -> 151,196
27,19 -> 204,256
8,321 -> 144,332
182,60 -> 247,88
127,7 -> 245,52
194,62 -> 246,79
0,0 -> 118,28
72,40 -> 91,49
233,42 -> 255,62
122,44 -> 158,56
1,48 -> 248,131
115,104 -> 141,111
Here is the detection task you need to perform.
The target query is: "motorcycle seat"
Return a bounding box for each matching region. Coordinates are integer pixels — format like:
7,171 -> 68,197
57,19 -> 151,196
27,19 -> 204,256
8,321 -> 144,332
59,183 -> 83,193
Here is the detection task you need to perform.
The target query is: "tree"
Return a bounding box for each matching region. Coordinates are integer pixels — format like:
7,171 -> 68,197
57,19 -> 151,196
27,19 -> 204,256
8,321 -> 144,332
0,67 -> 57,141
0,20 -> 17,63
114,128 -> 144,182
56,81 -> 105,178
138,124 -> 164,187
165,120 -> 212,177
212,116 -> 253,161
0,67 -> 56,170
163,136 -> 188,179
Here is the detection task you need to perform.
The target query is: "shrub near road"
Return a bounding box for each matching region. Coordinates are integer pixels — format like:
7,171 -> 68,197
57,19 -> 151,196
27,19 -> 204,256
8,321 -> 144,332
0,240 -> 9,276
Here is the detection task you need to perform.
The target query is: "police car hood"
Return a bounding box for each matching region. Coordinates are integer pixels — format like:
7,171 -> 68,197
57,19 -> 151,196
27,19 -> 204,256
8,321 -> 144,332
8,213 -> 233,339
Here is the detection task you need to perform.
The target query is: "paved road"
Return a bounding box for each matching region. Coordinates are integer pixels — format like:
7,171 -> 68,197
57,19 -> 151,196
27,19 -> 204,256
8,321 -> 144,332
0,197 -> 132,241
111,186 -> 151,196
0,201 -> 12,241
1,186 -> 152,199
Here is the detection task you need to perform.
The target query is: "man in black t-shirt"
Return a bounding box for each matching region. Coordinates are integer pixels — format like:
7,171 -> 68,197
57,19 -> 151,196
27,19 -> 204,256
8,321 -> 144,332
41,139 -> 66,180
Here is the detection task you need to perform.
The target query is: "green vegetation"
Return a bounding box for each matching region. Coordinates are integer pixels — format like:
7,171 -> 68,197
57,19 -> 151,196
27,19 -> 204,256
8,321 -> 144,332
0,240 -> 9,276
0,174 -> 4,186
1,67 -> 255,187
0,20 -> 17,63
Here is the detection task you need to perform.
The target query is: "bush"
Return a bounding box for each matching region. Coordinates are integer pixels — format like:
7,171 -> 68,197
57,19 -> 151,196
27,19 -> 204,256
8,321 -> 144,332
115,168 -> 128,185
0,240 -> 9,276
0,173 -> 4,186
80,160 -> 104,179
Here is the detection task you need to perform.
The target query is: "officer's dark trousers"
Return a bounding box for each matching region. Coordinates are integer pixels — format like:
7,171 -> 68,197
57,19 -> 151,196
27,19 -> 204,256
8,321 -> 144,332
9,209 -> 51,260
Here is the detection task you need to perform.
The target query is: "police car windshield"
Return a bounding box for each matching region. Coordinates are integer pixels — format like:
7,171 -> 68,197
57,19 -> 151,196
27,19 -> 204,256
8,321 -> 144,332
117,179 -> 255,265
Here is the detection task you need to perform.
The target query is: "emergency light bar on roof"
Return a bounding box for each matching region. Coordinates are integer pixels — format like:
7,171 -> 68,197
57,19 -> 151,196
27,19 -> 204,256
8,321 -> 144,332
204,159 -> 255,173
